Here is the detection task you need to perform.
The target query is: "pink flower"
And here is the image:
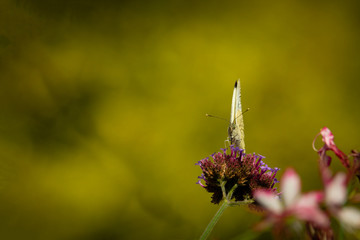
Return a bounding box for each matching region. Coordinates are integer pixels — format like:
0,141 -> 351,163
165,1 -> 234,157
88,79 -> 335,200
254,168 -> 329,228
318,127 -> 349,168
325,172 -> 360,229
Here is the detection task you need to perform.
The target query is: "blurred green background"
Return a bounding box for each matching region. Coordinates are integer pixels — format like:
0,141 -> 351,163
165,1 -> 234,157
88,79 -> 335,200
0,0 -> 359,239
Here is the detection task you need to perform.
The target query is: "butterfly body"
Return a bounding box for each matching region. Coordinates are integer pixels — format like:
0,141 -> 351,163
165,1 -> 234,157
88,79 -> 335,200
228,80 -> 245,150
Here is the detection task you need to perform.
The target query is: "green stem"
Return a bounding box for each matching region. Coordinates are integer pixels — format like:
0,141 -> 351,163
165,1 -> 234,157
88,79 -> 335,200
199,201 -> 230,240
227,184 -> 238,200
220,180 -> 227,198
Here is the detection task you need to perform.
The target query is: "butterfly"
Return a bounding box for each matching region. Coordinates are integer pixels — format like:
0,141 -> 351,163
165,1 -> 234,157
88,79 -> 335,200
228,79 -> 246,150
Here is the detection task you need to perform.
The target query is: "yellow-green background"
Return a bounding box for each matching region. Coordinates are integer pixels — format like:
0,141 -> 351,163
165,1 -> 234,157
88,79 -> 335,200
0,0 -> 359,239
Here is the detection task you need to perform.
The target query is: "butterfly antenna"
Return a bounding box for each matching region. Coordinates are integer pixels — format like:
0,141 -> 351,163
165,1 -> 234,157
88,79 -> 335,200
205,114 -> 228,122
234,108 -> 250,121
242,108 -> 250,115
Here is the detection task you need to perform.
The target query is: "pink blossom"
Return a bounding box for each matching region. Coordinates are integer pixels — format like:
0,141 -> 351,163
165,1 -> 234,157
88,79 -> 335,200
325,172 -> 360,229
254,168 -> 329,228
318,127 -> 349,168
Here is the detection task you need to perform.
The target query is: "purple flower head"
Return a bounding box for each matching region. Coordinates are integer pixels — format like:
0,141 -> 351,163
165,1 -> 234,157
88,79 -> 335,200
196,146 -> 280,204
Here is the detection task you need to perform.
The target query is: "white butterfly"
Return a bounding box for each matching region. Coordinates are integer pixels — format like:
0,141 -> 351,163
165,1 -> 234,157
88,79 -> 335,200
228,79 -> 246,150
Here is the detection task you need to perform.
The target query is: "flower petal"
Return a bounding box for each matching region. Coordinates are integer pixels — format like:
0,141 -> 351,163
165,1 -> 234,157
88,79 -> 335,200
293,206 -> 330,228
325,173 -> 347,206
320,127 -> 334,147
338,207 -> 360,229
320,127 -> 349,168
254,189 -> 283,214
296,192 -> 324,208
281,168 -> 301,207
293,192 -> 329,227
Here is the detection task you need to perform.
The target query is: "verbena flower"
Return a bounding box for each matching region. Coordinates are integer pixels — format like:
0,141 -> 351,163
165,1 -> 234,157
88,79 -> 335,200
196,146 -> 279,204
254,168 -> 330,230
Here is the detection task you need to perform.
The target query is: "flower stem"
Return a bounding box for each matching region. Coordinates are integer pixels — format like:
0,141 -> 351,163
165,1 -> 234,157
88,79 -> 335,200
199,201 -> 229,240
227,184 -> 238,200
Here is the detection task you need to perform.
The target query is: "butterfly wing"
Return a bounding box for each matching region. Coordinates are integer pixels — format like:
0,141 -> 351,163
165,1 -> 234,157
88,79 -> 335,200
228,79 -> 245,150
